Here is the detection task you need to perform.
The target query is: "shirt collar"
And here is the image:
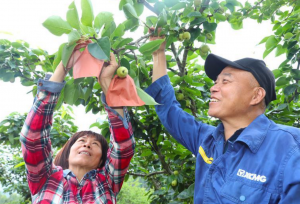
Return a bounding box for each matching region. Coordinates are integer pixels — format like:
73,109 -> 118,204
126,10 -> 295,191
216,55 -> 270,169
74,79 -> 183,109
236,114 -> 271,153
63,169 -> 73,178
211,114 -> 271,153
63,169 -> 97,179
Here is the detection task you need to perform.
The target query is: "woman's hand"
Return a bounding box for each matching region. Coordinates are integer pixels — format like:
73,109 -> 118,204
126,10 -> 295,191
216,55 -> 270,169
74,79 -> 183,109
98,53 -> 119,95
66,39 -> 92,69
50,39 -> 92,83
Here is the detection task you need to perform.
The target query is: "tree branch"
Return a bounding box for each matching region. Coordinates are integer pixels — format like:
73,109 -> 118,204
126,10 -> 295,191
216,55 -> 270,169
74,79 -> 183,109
149,136 -> 172,174
244,0 -> 265,15
127,170 -> 167,178
200,0 -> 210,13
181,46 -> 190,76
171,43 -> 183,75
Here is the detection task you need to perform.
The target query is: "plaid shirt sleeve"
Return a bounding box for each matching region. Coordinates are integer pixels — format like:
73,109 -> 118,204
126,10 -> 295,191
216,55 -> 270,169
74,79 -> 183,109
102,94 -> 135,195
20,90 -> 59,195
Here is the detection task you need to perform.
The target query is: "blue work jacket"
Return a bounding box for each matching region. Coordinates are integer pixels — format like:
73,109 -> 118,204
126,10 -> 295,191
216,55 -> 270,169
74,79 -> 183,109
145,75 -> 300,204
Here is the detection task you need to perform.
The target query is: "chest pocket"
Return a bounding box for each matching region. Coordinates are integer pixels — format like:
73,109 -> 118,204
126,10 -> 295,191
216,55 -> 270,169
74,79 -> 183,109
221,180 -> 271,204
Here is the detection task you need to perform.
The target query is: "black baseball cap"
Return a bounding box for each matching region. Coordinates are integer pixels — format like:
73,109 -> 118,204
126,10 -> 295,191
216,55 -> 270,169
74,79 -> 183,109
204,53 -> 276,106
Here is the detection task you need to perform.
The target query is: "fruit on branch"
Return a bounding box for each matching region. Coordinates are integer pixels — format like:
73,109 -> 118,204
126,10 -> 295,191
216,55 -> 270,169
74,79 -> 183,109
194,0 -> 201,7
186,100 -> 191,107
178,33 -> 184,41
206,33 -> 213,40
171,180 -> 177,186
174,170 -> 179,175
117,66 -> 128,78
176,93 -> 184,100
183,32 -> 191,40
200,44 -> 210,54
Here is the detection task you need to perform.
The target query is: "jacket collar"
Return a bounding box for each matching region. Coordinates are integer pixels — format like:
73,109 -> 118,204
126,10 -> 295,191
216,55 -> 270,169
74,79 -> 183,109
236,114 -> 271,153
212,114 -> 271,153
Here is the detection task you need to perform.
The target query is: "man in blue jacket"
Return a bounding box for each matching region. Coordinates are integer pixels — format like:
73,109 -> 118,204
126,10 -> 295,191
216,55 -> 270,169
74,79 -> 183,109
145,40 -> 300,203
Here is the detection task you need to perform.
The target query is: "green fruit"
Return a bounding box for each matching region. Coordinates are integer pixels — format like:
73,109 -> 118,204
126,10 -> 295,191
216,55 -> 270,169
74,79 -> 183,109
200,44 -> 210,53
206,33 -> 213,40
174,170 -> 179,175
171,180 -> 177,186
176,93 -> 184,100
183,32 -> 191,40
194,0 -> 201,7
186,100 -> 191,107
117,66 -> 128,78
178,33 -> 184,41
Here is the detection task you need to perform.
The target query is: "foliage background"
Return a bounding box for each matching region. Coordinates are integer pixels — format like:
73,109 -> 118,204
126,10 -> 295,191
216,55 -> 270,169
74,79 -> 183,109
0,0 -> 299,203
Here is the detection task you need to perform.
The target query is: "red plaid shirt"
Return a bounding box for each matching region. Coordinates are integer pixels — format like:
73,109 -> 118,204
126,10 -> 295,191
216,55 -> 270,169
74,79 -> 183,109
20,89 -> 135,204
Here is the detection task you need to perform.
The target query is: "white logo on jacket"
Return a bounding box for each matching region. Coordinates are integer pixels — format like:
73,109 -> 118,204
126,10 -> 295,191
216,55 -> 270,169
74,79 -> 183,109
237,169 -> 267,183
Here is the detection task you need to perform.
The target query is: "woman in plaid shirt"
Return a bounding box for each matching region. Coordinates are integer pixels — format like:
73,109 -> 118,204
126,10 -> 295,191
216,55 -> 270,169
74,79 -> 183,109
20,52 -> 135,204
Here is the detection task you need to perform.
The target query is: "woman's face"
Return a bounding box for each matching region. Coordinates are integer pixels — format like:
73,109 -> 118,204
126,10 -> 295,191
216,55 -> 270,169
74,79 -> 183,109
68,135 -> 103,171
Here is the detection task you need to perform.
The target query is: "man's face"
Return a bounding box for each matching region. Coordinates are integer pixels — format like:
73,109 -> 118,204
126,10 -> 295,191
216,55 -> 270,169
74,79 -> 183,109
68,135 -> 102,171
208,66 -> 259,120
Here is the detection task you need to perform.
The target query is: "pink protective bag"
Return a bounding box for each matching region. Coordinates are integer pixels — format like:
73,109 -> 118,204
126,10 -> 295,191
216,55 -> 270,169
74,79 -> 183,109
106,75 -> 145,107
72,40 -> 144,106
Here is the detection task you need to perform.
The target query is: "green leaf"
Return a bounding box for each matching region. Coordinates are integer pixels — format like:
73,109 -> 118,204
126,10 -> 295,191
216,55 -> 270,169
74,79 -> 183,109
123,3 -> 139,19
53,43 -> 66,70
187,11 -> 202,18
139,39 -> 165,56
136,87 -> 159,105
203,22 -> 218,32
101,21 -> 116,37
113,38 -> 133,49
284,32 -> 294,40
214,13 -> 227,22
157,9 -> 167,27
87,37 -> 111,61
170,2 -> 186,10
284,84 -> 297,96
62,43 -> 77,67
230,21 -> 243,30
258,36 -> 270,45
55,87 -> 65,111
190,17 -> 207,26
265,35 -> 279,50
140,149 -> 152,156
263,46 -> 276,59
81,0 -> 94,27
94,12 -> 113,31
14,162 -> 25,169
66,1 -> 80,30
134,1 -> 144,16
64,80 -> 81,105
111,24 -> 125,39
275,44 -> 286,57
291,69 -> 300,80
119,0 -> 133,10
68,30 -> 81,44
42,16 -> 73,36
276,77 -> 289,86
122,18 -> 139,31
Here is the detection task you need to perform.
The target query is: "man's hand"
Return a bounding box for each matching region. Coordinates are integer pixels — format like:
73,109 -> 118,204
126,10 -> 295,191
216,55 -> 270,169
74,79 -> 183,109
149,27 -> 167,82
149,27 -> 166,55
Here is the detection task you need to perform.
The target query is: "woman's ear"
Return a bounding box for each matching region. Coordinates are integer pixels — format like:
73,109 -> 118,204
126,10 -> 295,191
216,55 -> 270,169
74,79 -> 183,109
250,87 -> 266,106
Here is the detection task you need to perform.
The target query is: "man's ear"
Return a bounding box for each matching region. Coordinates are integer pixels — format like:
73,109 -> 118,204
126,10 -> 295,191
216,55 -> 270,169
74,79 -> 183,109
250,87 -> 266,106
